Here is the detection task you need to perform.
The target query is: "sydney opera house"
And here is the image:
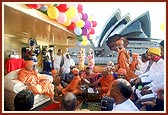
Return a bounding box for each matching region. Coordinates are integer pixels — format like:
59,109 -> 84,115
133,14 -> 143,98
96,9 -> 160,56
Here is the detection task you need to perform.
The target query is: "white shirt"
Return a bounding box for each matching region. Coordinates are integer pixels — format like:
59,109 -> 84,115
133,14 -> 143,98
136,58 -> 164,99
135,61 -> 149,76
112,99 -> 139,111
62,58 -> 75,73
146,58 -> 164,95
53,55 -> 62,69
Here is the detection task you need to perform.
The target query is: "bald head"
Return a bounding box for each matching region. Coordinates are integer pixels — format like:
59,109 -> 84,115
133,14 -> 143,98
110,79 -> 132,99
102,68 -> 109,77
62,92 -> 77,111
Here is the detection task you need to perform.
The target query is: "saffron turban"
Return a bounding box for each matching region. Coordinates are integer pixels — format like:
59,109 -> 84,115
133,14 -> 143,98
116,39 -> 124,45
73,68 -> 79,74
148,47 -> 161,56
51,69 -> 58,74
132,53 -> 139,58
25,60 -> 34,67
117,68 -> 126,76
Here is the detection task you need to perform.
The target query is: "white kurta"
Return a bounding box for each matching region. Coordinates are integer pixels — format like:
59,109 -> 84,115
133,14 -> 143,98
136,58 -> 164,99
146,58 -> 164,95
62,58 -> 75,73
112,99 -> 139,111
135,61 -> 149,76
53,55 -> 62,70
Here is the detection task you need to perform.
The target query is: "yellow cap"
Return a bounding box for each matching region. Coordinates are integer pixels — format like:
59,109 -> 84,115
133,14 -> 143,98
148,47 -> 161,56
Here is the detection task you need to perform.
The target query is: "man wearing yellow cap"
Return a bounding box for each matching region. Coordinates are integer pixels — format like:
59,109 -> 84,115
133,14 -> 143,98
62,68 -> 83,95
134,47 -> 164,109
17,60 -> 57,103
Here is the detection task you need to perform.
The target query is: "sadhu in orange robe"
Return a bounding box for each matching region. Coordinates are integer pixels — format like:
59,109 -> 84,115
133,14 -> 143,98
99,74 -> 115,96
62,75 -> 82,95
62,68 -> 83,95
17,61 -> 54,99
116,39 -> 137,82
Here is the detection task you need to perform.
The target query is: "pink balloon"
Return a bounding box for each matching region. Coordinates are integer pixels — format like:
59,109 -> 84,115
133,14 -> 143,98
92,21 -> 97,27
56,12 -> 67,24
77,4 -> 83,13
89,28 -> 95,34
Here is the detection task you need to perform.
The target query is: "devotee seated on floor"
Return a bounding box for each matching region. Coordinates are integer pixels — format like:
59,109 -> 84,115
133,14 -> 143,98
131,47 -> 164,109
17,59 -> 58,103
116,68 -> 127,79
61,68 -> 83,95
106,61 -> 118,78
109,79 -> 139,111
82,66 -> 100,85
61,66 -> 75,88
89,68 -> 115,97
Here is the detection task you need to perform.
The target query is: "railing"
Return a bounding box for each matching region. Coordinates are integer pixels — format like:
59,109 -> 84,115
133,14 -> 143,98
71,56 -> 118,65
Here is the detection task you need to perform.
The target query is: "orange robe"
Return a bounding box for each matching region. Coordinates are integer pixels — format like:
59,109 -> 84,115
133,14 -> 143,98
128,59 -> 138,81
117,48 -> 133,81
117,49 -> 138,81
130,58 -> 138,71
117,48 -> 130,70
17,68 -> 54,99
99,75 -> 115,96
62,75 -> 82,95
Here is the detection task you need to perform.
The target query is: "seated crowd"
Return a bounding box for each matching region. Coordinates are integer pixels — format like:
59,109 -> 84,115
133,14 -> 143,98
13,40 -> 164,111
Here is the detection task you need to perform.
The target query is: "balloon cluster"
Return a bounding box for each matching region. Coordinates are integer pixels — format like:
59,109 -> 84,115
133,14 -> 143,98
26,4 -> 97,46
